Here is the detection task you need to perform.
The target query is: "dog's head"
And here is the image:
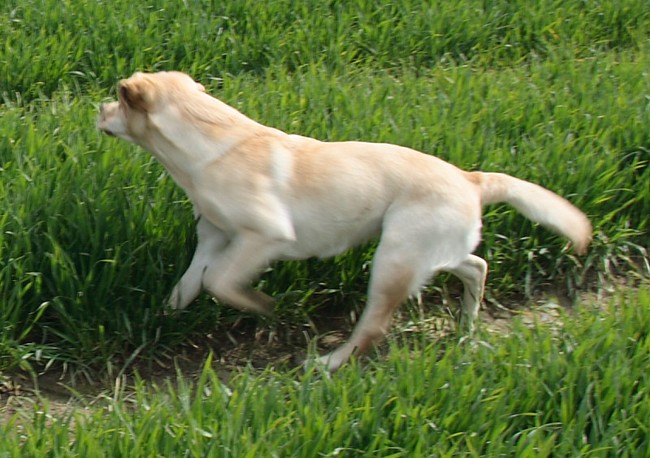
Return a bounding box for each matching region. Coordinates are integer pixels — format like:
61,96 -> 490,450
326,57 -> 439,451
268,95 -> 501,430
97,71 -> 206,143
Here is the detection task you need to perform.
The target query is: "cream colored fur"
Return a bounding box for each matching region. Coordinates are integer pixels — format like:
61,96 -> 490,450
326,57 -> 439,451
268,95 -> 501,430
97,71 -> 592,371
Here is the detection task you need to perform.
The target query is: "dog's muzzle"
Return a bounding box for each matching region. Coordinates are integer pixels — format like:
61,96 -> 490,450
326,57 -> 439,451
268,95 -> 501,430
97,104 -> 115,136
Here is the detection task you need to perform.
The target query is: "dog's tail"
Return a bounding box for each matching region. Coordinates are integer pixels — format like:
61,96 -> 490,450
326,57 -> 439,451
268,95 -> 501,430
467,171 -> 592,254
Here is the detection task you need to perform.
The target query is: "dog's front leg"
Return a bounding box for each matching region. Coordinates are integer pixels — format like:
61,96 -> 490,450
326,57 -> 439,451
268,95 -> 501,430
167,216 -> 228,310
202,230 -> 287,317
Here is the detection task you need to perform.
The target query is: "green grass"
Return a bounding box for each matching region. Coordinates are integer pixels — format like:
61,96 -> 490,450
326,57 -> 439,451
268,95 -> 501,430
2,287 -> 649,456
0,0 -> 649,372
2,0 -> 648,101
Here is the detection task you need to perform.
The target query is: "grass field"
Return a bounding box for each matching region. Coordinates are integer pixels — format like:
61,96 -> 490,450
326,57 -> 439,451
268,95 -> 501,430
1,0 -> 649,454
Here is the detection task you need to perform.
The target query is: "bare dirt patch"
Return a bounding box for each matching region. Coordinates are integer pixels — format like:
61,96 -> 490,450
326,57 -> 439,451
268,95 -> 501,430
0,280 -> 632,424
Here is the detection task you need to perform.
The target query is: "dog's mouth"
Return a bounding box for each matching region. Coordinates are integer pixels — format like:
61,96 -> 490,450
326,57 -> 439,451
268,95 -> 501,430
97,104 -> 116,136
96,122 -> 115,137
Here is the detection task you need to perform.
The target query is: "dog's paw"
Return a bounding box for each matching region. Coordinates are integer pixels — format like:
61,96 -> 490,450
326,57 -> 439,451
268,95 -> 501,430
302,356 -> 334,376
303,352 -> 346,373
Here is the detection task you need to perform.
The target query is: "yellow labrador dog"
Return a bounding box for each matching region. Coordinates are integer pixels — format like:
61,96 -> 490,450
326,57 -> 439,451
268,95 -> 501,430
98,71 -> 591,371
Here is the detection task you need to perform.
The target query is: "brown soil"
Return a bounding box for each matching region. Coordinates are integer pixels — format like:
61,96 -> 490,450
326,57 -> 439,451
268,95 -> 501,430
0,282 -> 627,424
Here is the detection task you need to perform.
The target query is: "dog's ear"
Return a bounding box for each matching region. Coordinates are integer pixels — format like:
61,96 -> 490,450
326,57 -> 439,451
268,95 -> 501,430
118,75 -> 154,112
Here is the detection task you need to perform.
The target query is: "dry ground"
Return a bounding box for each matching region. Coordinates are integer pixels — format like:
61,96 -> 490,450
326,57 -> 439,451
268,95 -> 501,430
2,274 -> 634,426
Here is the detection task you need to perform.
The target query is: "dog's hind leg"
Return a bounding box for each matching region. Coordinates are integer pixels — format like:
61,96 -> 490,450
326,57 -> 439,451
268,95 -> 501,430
446,255 -> 487,331
167,217 -> 227,310
317,238 -> 419,371
316,204 -> 482,371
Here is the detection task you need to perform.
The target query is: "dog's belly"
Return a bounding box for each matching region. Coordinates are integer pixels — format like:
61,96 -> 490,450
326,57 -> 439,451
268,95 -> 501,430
278,217 -> 382,260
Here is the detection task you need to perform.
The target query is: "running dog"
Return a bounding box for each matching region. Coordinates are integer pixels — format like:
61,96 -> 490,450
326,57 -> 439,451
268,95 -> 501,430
97,71 -> 591,371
